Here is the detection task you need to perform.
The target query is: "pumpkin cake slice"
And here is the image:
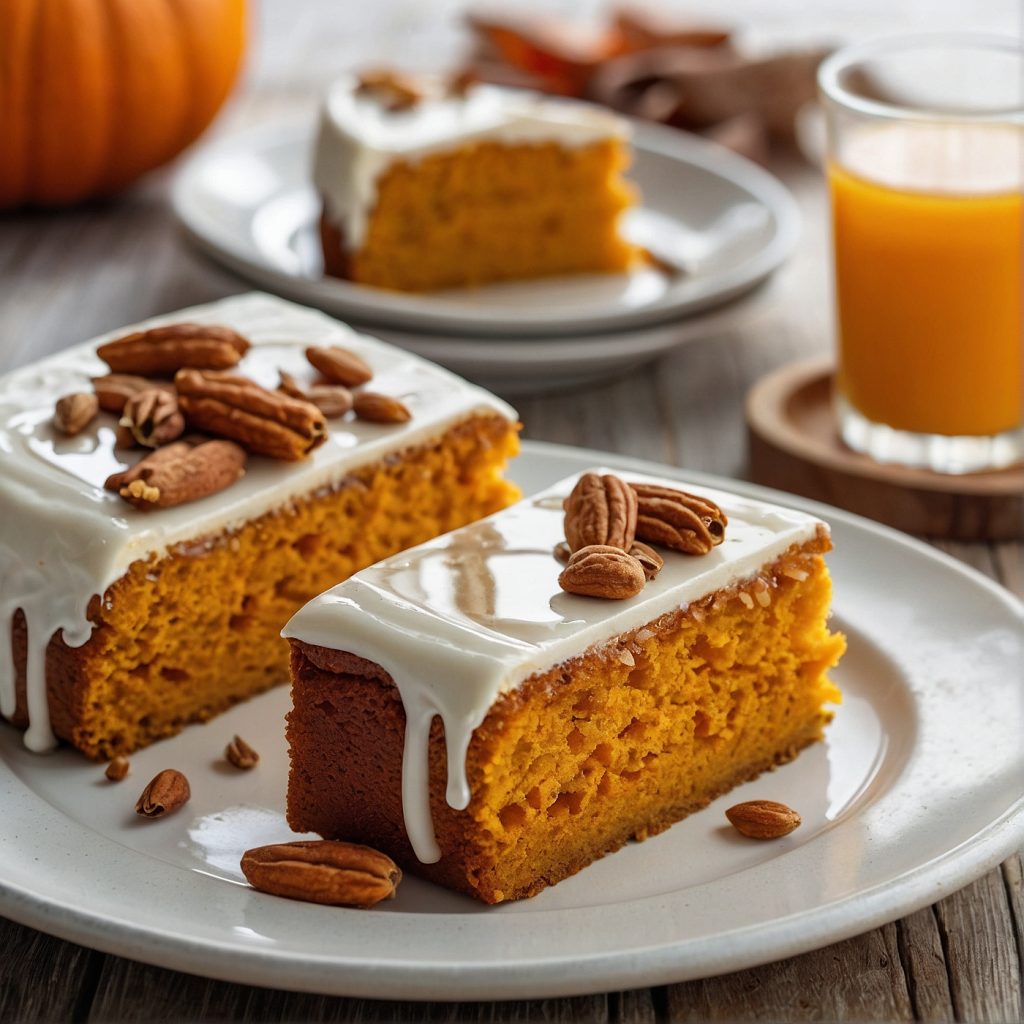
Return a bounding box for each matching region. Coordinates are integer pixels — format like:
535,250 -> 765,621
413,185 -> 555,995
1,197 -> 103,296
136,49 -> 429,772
314,72 -> 639,291
0,293 -> 519,758
283,470 -> 845,904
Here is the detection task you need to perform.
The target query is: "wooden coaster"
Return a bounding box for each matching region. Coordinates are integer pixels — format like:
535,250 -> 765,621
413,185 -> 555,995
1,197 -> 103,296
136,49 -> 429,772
746,358 -> 1024,540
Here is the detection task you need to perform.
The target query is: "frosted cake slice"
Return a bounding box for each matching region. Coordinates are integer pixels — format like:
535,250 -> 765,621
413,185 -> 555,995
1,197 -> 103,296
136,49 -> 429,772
283,470 -> 845,903
0,293 -> 519,758
314,72 -> 639,291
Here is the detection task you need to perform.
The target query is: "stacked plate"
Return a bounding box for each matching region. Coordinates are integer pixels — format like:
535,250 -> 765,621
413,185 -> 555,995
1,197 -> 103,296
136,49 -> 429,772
173,117 -> 800,393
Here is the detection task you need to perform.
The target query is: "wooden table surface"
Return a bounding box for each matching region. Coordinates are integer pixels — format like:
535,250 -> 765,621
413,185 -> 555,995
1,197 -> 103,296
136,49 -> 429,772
1,2 -> 1021,1020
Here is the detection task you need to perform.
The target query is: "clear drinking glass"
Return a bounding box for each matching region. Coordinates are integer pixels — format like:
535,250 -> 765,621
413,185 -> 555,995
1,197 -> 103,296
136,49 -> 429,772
819,35 -> 1023,474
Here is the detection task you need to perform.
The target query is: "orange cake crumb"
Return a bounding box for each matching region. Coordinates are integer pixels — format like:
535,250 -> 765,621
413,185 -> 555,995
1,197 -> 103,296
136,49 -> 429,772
322,140 -> 638,292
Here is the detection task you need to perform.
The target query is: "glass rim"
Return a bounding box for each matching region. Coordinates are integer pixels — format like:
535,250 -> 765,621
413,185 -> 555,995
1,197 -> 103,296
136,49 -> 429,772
818,32 -> 1024,123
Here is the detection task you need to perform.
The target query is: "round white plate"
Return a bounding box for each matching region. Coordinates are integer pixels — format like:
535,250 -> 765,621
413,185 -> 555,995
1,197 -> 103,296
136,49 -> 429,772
368,288 -> 772,394
1,442 -> 1021,1000
172,116 -> 799,339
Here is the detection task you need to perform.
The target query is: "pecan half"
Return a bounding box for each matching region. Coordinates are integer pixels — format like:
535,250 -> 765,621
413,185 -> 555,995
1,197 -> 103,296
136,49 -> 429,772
241,840 -> 402,908
629,541 -> 664,580
355,69 -> 423,111
558,544 -> 646,599
92,374 -> 175,414
108,440 -> 247,510
105,441 -> 192,491
97,324 -> 250,376
725,800 -> 801,839
53,392 -> 98,436
563,472 -> 638,552
278,370 -> 353,419
121,387 -> 185,447
225,735 -> 259,770
630,483 -> 727,555
353,391 -> 411,424
175,369 -> 326,460
305,345 -> 374,387
135,769 -> 190,818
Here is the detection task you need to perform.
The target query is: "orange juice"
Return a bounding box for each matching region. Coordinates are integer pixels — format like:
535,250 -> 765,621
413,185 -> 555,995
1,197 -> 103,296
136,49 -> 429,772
830,124 -> 1023,438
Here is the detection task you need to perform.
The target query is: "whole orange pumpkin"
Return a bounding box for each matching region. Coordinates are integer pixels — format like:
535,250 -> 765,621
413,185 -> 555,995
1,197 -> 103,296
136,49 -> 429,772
0,0 -> 246,208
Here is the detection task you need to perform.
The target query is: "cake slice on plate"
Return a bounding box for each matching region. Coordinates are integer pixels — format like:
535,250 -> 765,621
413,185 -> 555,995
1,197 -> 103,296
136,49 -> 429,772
0,293 -> 519,758
283,469 -> 845,903
314,71 -> 639,291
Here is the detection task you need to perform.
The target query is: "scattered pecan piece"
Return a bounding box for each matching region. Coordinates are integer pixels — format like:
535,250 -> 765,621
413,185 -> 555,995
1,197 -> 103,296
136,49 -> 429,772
97,324 -> 250,377
92,373 -> 174,414
629,541 -> 664,581
114,424 -> 140,450
225,735 -> 260,770
135,769 -> 191,818
241,840 -> 402,908
105,756 -> 130,782
553,540 -> 572,564
558,544 -> 646,599
355,69 -> 423,111
110,440 -> 247,510
121,387 -> 185,448
105,441 -> 192,491
563,472 -> 638,552
305,345 -> 373,387
725,800 -> 802,840
630,483 -> 727,555
353,391 -> 412,424
278,370 -> 353,419
175,369 -> 326,460
53,392 -> 99,436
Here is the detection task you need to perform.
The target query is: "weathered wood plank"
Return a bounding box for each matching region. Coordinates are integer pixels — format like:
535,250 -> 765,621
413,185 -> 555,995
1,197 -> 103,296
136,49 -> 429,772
895,908 -> 955,1021
991,542 -> 1024,598
0,916 -> 103,1023
932,869 -> 1022,1023
88,957 -> 608,1023
613,988 -> 658,1024
663,925 -> 913,1021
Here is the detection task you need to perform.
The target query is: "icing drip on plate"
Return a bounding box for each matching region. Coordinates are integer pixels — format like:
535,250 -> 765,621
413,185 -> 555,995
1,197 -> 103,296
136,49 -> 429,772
282,471 -> 827,863
0,292 -> 515,752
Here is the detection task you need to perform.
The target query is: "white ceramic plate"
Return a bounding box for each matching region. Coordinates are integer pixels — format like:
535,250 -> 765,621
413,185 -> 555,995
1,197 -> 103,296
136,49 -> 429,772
172,116 -> 799,339
367,289 -> 772,394
1,442 -> 1021,1000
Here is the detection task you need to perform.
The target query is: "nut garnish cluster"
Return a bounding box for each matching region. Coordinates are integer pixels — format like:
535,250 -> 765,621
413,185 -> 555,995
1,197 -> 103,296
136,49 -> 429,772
354,68 -> 481,112
557,472 -> 727,599
50,324 -> 413,511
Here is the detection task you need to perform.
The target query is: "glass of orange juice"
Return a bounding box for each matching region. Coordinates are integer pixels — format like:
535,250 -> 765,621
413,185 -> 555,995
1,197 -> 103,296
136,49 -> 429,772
819,35 -> 1023,473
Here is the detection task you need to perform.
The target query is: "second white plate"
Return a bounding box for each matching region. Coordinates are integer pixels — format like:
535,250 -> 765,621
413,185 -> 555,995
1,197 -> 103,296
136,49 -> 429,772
173,116 -> 799,339
1,442 -> 1022,999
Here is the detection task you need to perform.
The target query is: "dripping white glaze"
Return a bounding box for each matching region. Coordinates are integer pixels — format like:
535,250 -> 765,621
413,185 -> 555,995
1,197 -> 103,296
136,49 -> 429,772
282,470 -> 828,864
0,292 -> 516,752
313,76 -> 630,250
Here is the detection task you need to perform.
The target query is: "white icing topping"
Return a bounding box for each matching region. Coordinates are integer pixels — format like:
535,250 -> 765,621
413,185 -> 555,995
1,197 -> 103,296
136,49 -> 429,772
312,77 -> 631,249
0,293 -> 515,753
282,472 -> 827,863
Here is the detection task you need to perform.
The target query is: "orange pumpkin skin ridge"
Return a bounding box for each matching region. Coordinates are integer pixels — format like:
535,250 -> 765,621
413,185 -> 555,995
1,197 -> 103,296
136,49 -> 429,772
0,0 -> 246,208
